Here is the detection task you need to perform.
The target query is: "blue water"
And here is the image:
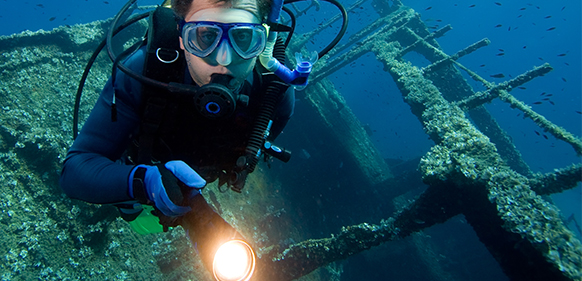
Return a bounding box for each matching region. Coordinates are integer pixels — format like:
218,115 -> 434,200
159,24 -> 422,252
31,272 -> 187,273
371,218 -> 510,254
1,0 -> 580,278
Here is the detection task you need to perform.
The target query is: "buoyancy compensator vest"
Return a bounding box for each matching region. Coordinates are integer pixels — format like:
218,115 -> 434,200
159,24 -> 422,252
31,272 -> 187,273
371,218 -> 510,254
129,6 -> 291,193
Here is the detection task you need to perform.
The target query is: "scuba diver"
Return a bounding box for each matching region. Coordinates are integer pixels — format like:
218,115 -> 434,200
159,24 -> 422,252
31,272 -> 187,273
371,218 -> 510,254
60,0 -> 346,277
61,0 -> 297,227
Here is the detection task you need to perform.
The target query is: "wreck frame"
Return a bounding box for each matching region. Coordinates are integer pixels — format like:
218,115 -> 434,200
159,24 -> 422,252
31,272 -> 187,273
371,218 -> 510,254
254,0 -> 581,280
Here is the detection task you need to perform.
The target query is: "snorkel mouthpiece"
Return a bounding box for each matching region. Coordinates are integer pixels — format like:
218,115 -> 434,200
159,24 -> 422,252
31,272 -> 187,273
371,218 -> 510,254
261,0 -> 318,89
273,51 -> 318,90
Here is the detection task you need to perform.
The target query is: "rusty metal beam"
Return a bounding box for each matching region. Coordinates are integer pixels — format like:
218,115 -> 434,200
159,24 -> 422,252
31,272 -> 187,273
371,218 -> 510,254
374,38 -> 582,281
454,63 -> 553,110
422,38 -> 490,73
254,181 -> 464,280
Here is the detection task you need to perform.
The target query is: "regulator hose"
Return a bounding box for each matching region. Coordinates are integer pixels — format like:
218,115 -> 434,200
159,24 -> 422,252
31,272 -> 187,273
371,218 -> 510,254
232,36 -> 288,192
73,11 -> 150,139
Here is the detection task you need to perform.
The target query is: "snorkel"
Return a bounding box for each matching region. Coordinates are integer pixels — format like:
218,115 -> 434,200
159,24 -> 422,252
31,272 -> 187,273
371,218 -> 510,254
260,0 -> 318,90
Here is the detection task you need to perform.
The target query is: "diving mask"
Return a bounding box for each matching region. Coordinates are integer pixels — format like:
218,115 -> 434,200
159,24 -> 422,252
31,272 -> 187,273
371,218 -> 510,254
180,21 -> 268,60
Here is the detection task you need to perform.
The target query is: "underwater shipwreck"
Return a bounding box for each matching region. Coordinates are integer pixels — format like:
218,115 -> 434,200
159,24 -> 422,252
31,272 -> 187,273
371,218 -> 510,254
0,0 -> 580,280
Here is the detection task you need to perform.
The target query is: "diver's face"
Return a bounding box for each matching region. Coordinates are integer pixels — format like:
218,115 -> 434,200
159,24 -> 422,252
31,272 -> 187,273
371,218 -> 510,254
179,0 -> 261,88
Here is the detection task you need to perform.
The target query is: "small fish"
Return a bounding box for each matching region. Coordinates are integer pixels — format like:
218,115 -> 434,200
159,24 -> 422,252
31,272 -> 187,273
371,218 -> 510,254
508,26 -> 512,31
532,101 -> 542,105
495,24 -> 503,28
490,73 -> 505,78
538,57 -> 544,61
518,86 -> 526,90
479,64 -> 486,67
546,94 -> 553,97
494,2 -> 502,6
49,17 -> 56,21
523,45 -> 527,49
561,6 -> 565,11
575,111 -> 581,114
436,19 -> 442,22
498,49 -> 505,52
425,6 -> 432,10
544,16 -> 552,19
562,77 -> 567,82
36,4 -> 45,8
557,53 -> 567,57
104,1 -> 110,4
534,131 -> 540,136
540,92 -> 547,96
549,101 -> 555,105
469,4 -> 476,8
543,134 -> 548,140
542,98 -> 550,101
520,7 -> 526,11
546,27 -> 556,31
517,15 -> 523,18
496,53 -> 505,56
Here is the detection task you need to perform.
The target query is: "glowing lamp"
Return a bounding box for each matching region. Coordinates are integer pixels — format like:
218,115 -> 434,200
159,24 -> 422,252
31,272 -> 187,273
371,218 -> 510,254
213,240 -> 256,281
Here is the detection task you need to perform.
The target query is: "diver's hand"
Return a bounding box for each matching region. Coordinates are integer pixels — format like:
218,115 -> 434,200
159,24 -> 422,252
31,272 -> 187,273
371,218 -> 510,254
130,160 -> 206,217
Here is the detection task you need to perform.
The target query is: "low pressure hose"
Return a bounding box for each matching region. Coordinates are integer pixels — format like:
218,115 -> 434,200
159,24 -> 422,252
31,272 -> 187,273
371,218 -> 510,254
232,37 -> 289,192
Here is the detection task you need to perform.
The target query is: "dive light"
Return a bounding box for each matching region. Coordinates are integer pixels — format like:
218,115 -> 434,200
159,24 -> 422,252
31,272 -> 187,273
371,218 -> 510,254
181,194 -> 256,281
213,240 -> 256,281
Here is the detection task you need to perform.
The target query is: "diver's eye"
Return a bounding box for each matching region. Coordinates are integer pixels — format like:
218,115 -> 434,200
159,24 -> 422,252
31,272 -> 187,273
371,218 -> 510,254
231,29 -> 253,51
233,30 -> 251,42
196,27 -> 219,49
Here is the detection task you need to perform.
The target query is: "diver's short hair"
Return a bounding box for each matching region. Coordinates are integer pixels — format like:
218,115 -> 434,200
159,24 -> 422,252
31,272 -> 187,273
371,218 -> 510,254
171,0 -> 272,22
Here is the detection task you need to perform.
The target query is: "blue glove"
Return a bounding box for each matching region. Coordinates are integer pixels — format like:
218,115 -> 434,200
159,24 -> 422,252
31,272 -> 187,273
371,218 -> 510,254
129,160 -> 206,217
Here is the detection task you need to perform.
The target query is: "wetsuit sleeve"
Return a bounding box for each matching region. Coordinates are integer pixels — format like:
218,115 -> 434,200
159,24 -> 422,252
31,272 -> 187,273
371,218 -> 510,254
269,86 -> 295,140
59,48 -> 146,204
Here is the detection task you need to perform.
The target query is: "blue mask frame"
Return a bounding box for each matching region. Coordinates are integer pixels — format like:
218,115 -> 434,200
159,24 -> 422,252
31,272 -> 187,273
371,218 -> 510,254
180,21 -> 267,59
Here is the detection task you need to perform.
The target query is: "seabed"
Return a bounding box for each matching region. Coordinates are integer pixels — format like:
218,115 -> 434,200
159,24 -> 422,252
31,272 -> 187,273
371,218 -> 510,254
0,0 -> 580,280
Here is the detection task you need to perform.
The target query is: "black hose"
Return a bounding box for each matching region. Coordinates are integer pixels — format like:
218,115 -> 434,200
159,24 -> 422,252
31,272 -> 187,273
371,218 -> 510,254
281,6 -> 296,48
73,12 -> 150,139
317,0 -> 348,58
273,36 -> 287,64
234,36 -> 288,192
284,0 -> 348,58
106,0 -> 137,62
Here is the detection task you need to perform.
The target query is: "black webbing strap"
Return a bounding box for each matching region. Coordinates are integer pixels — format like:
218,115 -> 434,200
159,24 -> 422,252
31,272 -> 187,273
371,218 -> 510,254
137,97 -> 166,164
137,6 -> 186,164
131,166 -> 149,203
144,6 -> 184,82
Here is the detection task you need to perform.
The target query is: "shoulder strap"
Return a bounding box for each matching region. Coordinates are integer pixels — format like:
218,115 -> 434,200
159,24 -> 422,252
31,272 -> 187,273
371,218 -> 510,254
137,6 -> 186,164
144,6 -> 185,83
